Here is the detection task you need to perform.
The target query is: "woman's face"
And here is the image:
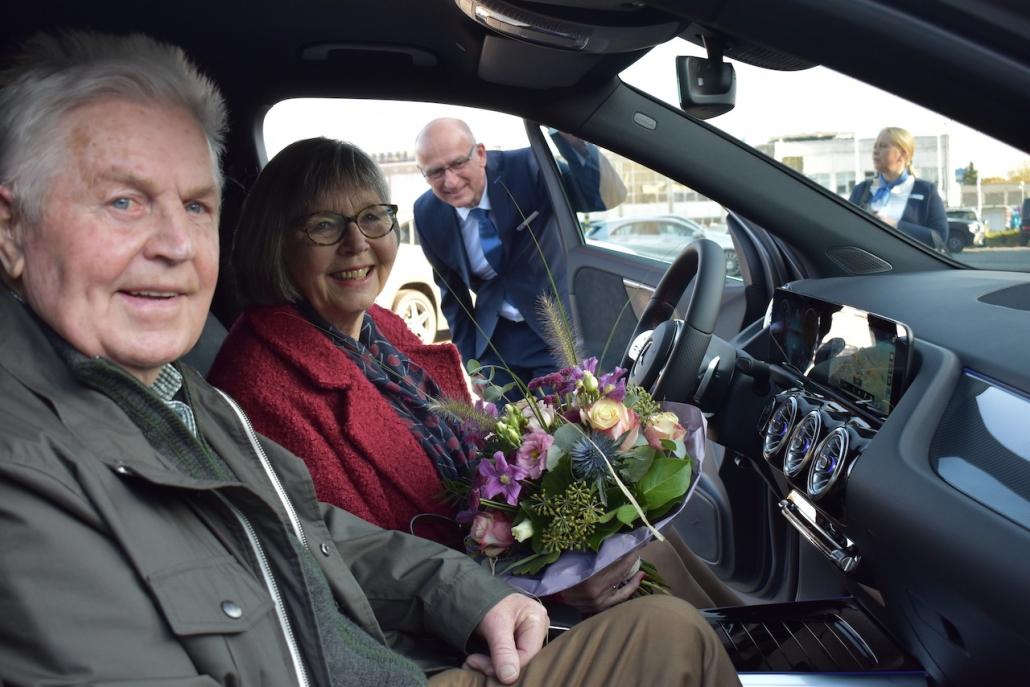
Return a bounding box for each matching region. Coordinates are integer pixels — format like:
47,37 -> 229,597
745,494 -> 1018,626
872,132 -> 907,178
284,186 -> 398,338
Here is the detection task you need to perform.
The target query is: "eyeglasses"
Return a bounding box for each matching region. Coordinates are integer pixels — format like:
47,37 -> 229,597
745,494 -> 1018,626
299,204 -> 398,245
420,145 -> 477,182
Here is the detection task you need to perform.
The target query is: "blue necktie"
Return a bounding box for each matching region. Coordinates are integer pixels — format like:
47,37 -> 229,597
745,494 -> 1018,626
470,207 -> 503,272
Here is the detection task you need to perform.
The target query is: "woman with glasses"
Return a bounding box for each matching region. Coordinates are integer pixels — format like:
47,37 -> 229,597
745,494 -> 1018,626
208,137 -> 726,615
209,137 -> 472,547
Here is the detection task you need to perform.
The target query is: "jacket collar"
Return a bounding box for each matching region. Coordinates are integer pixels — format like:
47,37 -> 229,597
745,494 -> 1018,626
234,302 -> 452,391
0,292 -> 272,492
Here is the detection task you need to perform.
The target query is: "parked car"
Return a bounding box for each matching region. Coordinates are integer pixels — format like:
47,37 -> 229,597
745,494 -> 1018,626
945,207 -> 985,252
374,220 -> 447,343
586,215 -> 741,277
3,1 -> 1029,685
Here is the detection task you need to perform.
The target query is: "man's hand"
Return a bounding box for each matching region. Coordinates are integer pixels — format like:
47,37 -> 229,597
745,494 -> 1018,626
559,553 -> 643,615
464,593 -> 549,684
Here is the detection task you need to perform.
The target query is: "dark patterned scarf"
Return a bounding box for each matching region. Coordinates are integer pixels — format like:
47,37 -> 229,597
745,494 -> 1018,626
300,303 -> 475,482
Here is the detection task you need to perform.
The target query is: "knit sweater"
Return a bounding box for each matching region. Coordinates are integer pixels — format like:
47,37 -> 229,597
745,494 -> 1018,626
208,303 -> 471,547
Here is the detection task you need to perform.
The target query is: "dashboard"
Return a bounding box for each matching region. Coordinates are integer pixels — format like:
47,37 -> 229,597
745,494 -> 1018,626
724,270 -> 1030,685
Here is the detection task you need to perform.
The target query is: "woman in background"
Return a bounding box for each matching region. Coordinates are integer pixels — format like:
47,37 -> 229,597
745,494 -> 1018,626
849,126 -> 948,249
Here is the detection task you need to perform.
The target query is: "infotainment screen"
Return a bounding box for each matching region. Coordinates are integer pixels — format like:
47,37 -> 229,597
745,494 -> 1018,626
766,289 -> 913,415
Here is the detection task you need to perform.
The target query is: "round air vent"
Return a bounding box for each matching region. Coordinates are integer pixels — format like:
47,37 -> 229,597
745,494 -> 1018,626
762,395 -> 798,460
784,410 -> 821,478
808,427 -> 850,500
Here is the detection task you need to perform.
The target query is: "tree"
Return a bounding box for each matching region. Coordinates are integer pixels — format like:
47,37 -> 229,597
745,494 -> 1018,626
1007,162 -> 1030,183
963,162 -> 978,185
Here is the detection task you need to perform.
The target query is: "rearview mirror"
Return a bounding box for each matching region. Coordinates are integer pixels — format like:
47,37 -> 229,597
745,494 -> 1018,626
676,55 -> 735,119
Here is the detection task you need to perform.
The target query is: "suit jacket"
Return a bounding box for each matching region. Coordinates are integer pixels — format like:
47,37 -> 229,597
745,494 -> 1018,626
849,177 -> 949,248
413,148 -> 574,364
208,303 -> 471,547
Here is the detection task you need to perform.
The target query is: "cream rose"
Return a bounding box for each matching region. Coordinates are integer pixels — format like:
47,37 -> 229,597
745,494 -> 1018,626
644,411 -> 687,449
586,399 -> 640,449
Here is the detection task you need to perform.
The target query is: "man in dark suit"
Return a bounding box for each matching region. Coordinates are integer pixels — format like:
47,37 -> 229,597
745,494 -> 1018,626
413,118 -> 623,391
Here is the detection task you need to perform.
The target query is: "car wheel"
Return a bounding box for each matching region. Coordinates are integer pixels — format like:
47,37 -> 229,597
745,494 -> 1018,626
393,289 -> 437,343
946,235 -> 964,253
724,249 -> 741,278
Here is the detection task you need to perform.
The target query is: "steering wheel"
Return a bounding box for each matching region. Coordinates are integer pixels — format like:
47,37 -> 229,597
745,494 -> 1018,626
621,238 -> 726,402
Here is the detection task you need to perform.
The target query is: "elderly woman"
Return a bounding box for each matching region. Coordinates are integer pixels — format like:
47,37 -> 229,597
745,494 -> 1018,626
849,126 -> 948,249
209,137 -> 728,614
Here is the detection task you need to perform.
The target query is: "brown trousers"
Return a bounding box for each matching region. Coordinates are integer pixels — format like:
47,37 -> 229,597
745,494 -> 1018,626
428,595 -> 740,687
641,530 -> 743,609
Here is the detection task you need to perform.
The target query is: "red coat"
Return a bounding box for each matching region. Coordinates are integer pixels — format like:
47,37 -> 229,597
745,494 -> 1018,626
208,303 -> 470,546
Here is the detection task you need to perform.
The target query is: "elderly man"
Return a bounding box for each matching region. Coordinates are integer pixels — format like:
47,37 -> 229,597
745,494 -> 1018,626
414,118 -> 624,393
0,31 -> 736,687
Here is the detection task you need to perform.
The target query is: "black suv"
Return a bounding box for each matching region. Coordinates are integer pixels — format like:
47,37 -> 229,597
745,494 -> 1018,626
945,207 -> 983,253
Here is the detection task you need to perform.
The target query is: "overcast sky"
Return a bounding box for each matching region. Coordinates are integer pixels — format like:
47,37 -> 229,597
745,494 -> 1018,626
264,39 -> 1028,178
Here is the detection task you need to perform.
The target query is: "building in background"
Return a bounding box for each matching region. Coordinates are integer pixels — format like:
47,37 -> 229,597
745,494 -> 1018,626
755,132 -> 953,204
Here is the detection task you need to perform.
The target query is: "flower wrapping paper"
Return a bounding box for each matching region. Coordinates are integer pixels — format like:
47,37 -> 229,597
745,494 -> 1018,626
503,401 -> 706,596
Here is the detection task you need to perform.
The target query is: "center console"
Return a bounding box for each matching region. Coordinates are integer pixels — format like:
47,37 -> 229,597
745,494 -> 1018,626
759,288 -> 913,577
695,288 -> 924,680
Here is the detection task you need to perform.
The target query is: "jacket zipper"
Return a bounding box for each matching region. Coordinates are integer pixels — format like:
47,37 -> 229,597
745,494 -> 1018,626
214,389 -> 314,687
216,389 -> 308,548
219,495 -> 312,687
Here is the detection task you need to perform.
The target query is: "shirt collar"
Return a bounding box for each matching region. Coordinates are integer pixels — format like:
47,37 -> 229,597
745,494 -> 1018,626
455,189 -> 492,222
150,363 -> 185,402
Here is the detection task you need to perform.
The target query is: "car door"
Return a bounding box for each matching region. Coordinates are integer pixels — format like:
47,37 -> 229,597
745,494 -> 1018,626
525,122 -> 795,601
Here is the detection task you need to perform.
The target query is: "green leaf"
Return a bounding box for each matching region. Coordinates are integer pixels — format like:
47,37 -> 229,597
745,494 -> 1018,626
615,503 -> 639,526
618,445 -> 656,482
639,456 -> 693,511
545,443 -> 566,471
551,422 -> 583,451
466,359 -> 482,374
584,518 -> 624,550
503,550 -> 560,576
659,438 -> 687,459
539,456 -> 573,495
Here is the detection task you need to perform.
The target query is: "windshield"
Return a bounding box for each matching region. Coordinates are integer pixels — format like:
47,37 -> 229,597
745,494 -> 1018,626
622,39 -> 1030,271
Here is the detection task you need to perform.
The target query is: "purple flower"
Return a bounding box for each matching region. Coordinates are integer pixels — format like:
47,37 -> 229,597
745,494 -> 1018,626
478,451 -> 528,506
579,357 -> 599,375
515,429 -> 553,479
476,400 -> 500,418
599,366 -> 628,401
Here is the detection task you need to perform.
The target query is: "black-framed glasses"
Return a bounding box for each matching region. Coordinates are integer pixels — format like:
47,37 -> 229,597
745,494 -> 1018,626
420,145 -> 476,182
299,204 -> 398,245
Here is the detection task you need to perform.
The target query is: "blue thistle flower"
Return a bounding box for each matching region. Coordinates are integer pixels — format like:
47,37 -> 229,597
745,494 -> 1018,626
569,432 -> 618,500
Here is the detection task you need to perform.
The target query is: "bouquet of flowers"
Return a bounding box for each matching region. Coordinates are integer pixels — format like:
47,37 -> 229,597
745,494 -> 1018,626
445,354 -> 705,597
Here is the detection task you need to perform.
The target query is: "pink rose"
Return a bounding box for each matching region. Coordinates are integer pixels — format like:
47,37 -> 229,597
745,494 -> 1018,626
515,429 -> 553,479
585,399 -> 640,450
644,411 -> 687,449
469,511 -> 515,557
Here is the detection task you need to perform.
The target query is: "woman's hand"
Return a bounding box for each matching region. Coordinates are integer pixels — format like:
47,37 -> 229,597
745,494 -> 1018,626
875,210 -> 898,227
560,554 -> 643,615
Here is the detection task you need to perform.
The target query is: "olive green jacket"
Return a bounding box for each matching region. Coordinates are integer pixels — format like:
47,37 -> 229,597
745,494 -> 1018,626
0,293 -> 510,686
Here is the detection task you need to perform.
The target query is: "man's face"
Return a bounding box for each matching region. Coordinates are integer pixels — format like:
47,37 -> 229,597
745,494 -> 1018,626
416,129 -> 487,209
0,99 -> 220,385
